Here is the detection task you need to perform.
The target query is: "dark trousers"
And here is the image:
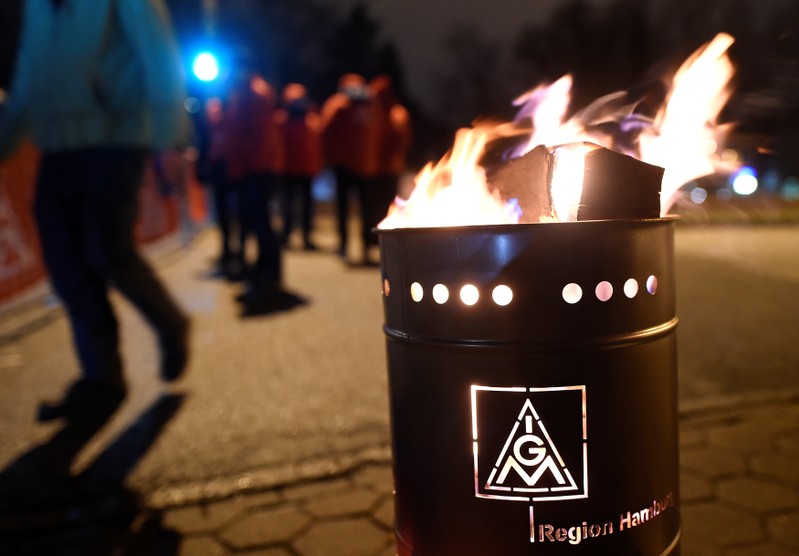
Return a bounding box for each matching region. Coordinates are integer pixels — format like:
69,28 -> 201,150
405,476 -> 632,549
34,148 -> 186,383
210,160 -> 243,260
280,175 -> 314,243
333,167 -> 371,252
362,174 -> 398,247
236,172 -> 281,284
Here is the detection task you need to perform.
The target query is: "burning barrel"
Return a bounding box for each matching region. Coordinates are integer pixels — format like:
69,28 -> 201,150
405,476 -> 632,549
377,218 -> 680,555
373,33 -> 742,552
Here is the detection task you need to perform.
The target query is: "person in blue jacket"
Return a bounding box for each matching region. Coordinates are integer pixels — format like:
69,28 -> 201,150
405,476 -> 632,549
0,0 -> 191,421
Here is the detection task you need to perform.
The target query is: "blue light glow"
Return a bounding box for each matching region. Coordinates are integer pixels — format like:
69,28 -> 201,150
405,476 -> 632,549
192,52 -> 220,82
732,166 -> 758,196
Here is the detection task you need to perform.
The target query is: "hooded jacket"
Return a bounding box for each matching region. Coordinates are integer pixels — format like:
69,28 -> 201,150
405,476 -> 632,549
320,75 -> 382,177
0,0 -> 188,160
222,74 -> 285,181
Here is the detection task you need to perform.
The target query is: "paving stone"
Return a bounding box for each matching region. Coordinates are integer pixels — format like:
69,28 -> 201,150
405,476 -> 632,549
240,549 -> 294,556
751,453 -> 799,485
375,542 -> 397,556
163,498 -> 247,534
767,512 -> 799,549
282,477 -> 351,502
682,503 -> 764,546
304,489 -> 382,518
725,544 -> 798,556
717,477 -> 799,513
707,422 -> 778,453
242,490 -> 283,510
732,408 -> 799,432
680,535 -> 722,556
775,429 -> 799,453
292,518 -> 390,556
681,446 -> 747,478
353,465 -> 393,492
680,472 -> 713,503
220,506 -> 310,550
373,496 -> 395,530
679,428 -> 706,449
178,536 -> 229,556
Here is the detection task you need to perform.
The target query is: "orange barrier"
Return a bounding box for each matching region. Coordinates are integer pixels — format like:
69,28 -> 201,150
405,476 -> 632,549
0,142 -> 44,303
0,144 -> 207,304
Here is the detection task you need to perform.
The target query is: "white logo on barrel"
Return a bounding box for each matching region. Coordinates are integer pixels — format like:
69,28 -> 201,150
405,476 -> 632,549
471,385 -> 588,502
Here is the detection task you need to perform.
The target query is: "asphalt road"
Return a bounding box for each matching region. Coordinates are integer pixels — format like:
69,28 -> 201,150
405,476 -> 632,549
675,225 -> 799,400
1,222 -> 797,503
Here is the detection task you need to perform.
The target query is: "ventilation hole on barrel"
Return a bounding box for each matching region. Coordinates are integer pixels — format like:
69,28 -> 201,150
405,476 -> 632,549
383,279 -> 390,297
432,284 -> 449,304
623,278 -> 638,298
410,282 -> 423,302
562,283 -> 582,304
646,275 -> 658,295
492,285 -> 513,306
460,284 -> 479,306
595,281 -> 613,302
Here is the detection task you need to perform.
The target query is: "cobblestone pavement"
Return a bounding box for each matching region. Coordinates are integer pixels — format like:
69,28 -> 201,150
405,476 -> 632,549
164,394 -> 799,556
3,394 -> 796,555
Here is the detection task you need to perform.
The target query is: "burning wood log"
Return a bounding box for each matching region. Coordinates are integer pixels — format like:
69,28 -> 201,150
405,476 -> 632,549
486,144 -> 554,223
487,142 -> 664,223
576,145 -> 664,221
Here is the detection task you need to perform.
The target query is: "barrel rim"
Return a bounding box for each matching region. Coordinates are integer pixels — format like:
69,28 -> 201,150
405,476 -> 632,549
375,215 -> 680,235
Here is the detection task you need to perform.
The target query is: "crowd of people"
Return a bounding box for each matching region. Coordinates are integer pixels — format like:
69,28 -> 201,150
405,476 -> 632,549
204,59 -> 412,303
0,0 -> 411,420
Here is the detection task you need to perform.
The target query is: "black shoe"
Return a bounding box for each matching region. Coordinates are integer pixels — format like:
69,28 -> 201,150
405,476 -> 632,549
159,316 -> 191,382
38,378 -> 126,423
223,256 -> 247,282
236,276 -> 282,304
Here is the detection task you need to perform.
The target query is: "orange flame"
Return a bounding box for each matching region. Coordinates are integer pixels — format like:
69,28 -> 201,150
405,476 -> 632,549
379,127 -> 523,229
379,33 -> 737,229
639,33 -> 736,212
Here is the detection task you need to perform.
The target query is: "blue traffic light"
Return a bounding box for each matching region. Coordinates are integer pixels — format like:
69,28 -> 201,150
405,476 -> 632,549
192,52 -> 220,82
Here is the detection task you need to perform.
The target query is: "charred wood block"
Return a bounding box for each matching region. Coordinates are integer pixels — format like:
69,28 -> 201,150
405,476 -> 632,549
577,147 -> 663,221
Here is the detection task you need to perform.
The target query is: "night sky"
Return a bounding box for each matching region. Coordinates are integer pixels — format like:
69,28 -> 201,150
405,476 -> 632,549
318,0 -> 621,108
316,0 -> 797,111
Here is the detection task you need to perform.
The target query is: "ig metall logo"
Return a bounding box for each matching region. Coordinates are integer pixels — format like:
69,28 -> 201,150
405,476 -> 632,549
471,385 -> 588,502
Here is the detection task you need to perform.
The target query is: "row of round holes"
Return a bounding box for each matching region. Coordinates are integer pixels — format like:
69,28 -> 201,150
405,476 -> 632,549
396,282 -> 513,306
562,275 -> 658,304
382,275 -> 658,306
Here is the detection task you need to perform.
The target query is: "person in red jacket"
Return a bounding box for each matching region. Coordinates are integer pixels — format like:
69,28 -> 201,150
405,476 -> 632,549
223,59 -> 285,298
204,96 -> 246,278
278,84 -> 323,251
369,75 -> 411,238
320,74 -> 382,262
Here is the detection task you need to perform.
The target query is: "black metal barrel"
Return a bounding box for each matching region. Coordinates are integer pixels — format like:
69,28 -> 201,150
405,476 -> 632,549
377,218 -> 680,555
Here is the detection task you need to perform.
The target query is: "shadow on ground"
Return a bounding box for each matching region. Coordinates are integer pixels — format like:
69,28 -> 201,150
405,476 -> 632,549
237,289 -> 309,318
0,394 -> 185,555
